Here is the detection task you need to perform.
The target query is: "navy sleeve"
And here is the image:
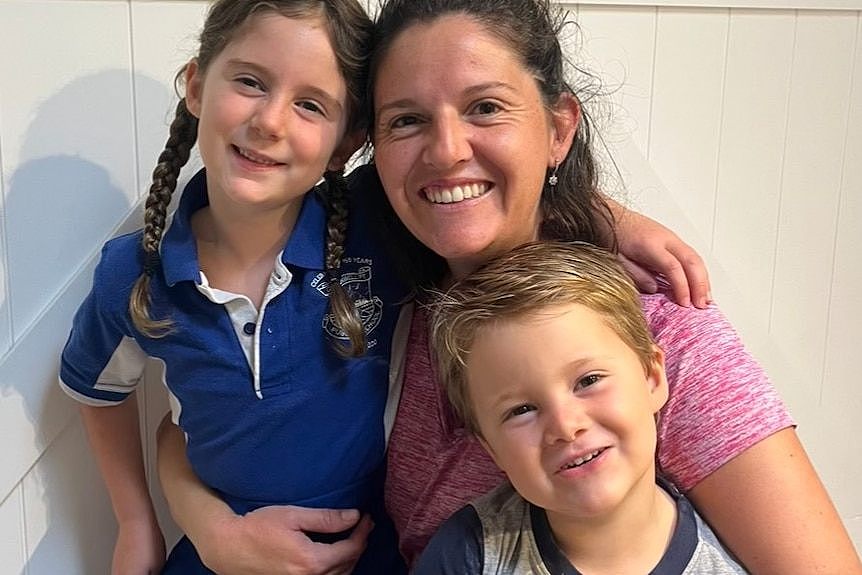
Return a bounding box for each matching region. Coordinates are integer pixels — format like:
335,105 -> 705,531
412,505 -> 484,575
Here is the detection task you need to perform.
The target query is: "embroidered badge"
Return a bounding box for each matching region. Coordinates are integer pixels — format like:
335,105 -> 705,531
319,264 -> 383,343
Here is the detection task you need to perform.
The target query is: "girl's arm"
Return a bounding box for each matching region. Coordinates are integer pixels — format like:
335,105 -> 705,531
79,394 -> 165,575
156,417 -> 371,575
602,197 -> 710,309
688,428 -> 861,574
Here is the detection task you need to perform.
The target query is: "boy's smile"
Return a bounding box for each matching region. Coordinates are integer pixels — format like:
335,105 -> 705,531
467,303 -> 668,521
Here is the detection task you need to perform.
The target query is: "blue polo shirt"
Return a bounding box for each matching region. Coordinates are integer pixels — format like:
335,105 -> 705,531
60,167 -> 408,571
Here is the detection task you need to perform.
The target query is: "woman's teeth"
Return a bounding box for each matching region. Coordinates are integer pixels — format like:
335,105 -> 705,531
425,183 -> 488,204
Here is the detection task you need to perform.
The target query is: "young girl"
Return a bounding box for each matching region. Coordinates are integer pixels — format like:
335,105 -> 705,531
58,1 -> 409,573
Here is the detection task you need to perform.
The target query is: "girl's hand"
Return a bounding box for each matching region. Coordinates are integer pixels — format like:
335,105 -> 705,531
112,517 -> 166,575
196,506 -> 372,575
604,198 -> 711,308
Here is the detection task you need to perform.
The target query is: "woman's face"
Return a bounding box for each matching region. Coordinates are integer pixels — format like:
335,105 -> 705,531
373,15 -> 576,278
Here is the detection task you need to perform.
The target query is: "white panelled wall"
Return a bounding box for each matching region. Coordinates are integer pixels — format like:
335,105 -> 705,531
0,0 -> 858,571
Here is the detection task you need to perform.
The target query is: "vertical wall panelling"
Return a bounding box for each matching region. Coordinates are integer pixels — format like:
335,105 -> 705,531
711,10 -> 795,337
0,1 -> 137,340
130,1 -> 208,199
577,5 -> 657,157
0,40 -> 11,358
0,485 -> 26,574
768,12 -> 856,427
818,12 -> 862,549
21,419 -> 115,575
648,8 -> 729,255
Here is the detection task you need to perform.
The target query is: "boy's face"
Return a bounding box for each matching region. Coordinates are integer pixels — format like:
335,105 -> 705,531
468,303 -> 668,522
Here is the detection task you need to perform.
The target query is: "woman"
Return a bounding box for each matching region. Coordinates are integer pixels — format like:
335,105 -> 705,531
157,1 -> 861,573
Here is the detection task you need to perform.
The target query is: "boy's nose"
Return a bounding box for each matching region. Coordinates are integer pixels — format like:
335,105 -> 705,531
543,400 -> 588,445
423,111 -> 473,169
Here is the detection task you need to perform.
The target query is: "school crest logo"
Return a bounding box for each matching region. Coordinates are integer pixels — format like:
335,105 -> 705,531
316,262 -> 383,343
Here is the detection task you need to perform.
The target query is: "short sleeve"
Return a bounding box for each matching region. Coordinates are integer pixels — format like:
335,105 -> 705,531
412,505 -> 484,575
643,294 -> 795,491
59,242 -> 147,405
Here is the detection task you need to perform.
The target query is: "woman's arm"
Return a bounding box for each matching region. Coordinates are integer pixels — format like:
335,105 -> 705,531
602,197 -> 710,309
688,428 -> 861,574
646,297 -> 860,573
156,417 -> 371,575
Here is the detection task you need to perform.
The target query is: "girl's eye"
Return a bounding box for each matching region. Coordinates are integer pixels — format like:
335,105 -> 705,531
298,101 -> 324,115
575,374 -> 603,390
236,76 -> 263,91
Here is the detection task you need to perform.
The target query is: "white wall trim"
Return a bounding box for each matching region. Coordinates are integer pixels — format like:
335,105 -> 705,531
573,1 -> 862,9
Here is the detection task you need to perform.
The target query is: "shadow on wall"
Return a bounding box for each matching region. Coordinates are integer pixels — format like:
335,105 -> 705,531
0,70 -> 170,574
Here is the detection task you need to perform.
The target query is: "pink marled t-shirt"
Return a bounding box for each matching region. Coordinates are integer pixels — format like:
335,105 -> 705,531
384,293 -> 794,566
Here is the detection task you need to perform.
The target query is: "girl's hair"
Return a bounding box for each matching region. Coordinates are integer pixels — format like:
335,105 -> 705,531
366,0 -> 616,292
429,241 -> 657,436
130,0 -> 373,356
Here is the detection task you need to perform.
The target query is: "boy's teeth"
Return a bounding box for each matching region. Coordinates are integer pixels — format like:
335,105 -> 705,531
562,449 -> 602,470
426,183 -> 488,204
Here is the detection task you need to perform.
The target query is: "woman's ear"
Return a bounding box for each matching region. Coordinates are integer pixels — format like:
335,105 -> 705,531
184,59 -> 203,119
547,93 -> 581,169
647,346 -> 669,414
328,130 -> 368,172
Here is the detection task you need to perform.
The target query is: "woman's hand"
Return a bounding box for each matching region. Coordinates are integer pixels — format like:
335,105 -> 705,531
603,197 -> 711,308
198,506 -> 372,575
156,416 -> 369,574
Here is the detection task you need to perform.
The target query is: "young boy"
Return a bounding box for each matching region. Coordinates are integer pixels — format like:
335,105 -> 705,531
415,241 -> 747,574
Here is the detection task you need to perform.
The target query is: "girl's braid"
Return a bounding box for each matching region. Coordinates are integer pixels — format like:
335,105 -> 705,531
323,169 -> 366,356
129,99 -> 199,336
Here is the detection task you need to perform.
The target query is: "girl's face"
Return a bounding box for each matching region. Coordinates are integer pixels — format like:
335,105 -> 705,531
186,12 -> 350,217
373,15 -> 577,279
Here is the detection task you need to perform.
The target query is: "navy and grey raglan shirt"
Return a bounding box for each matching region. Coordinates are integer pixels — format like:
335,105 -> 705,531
59,167 -> 408,573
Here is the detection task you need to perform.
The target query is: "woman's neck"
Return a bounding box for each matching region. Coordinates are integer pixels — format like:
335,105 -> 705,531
545,474 -> 677,574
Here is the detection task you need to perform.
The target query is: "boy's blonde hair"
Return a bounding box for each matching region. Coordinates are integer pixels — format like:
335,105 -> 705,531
429,241 -> 657,436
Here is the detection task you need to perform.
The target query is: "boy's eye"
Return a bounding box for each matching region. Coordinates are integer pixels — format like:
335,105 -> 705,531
507,404 -> 535,419
575,373 -> 602,390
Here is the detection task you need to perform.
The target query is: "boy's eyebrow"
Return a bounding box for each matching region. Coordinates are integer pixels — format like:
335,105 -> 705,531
225,58 -> 344,114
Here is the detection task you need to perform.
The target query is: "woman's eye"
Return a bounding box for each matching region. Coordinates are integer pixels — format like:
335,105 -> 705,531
576,374 -> 602,390
390,115 -> 420,129
472,101 -> 500,115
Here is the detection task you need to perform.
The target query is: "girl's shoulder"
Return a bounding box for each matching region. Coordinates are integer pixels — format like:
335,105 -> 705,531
90,230 -> 146,306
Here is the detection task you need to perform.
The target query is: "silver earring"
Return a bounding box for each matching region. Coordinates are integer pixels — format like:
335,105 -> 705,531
548,160 -> 559,190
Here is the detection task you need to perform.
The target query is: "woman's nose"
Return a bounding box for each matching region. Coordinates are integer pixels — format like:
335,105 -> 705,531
423,111 -> 472,169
